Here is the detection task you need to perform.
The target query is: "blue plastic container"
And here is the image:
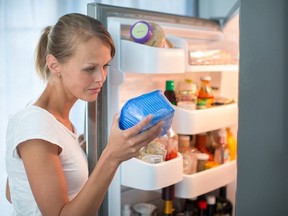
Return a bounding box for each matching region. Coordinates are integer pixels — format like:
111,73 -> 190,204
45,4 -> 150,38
119,90 -> 175,136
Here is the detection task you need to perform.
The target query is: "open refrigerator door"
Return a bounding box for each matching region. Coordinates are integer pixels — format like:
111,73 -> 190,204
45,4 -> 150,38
86,3 -> 239,216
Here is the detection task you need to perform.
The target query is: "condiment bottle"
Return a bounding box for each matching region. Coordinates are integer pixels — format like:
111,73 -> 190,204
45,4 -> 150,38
198,200 -> 208,216
196,132 -> 214,161
226,127 -> 237,160
197,76 -> 214,109
206,195 -> 216,216
214,128 -> 230,164
164,80 -> 177,106
177,79 -> 197,110
160,128 -> 178,216
178,135 -> 198,174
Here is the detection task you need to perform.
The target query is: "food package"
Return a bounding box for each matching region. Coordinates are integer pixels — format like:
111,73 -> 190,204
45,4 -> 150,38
119,90 -> 175,137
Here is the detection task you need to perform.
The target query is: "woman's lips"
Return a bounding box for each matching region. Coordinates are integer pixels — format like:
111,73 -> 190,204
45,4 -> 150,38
88,87 -> 101,94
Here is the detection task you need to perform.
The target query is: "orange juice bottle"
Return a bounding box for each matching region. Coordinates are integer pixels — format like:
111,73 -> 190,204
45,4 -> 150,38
226,127 -> 237,160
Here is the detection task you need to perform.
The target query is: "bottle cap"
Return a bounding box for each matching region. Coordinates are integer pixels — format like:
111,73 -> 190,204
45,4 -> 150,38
200,76 -> 211,81
166,80 -> 175,91
206,195 -> 216,205
130,21 -> 153,43
198,200 -> 207,209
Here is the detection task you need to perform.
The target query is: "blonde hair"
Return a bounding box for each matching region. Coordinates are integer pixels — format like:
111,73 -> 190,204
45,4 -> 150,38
35,13 -> 115,81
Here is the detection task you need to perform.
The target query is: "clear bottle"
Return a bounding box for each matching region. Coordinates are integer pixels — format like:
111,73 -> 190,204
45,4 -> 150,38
179,135 -> 198,174
214,128 -> 230,164
196,132 -> 214,161
197,76 -> 214,109
206,195 -> 216,216
164,80 -> 177,106
177,79 -> 198,110
159,128 -> 178,161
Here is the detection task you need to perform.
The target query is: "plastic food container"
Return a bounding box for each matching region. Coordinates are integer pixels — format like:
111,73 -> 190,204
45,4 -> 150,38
119,90 -> 175,136
132,203 -> 157,216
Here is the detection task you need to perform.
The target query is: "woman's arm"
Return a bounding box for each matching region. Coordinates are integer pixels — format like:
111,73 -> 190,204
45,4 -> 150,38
6,178 -> 12,203
18,114 -> 163,216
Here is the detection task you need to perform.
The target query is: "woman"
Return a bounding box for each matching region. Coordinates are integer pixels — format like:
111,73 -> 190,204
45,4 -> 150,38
5,13 -> 163,216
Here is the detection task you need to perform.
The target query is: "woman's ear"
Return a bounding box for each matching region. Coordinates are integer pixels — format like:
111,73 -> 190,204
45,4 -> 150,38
46,54 -> 60,75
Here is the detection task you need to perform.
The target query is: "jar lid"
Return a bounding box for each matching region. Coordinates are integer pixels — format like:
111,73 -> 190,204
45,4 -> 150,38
197,153 -> 209,160
130,21 -> 153,44
179,135 -> 190,141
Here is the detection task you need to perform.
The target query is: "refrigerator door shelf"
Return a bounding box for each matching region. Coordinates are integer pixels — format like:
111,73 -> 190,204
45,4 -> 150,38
121,39 -> 185,74
175,160 -> 237,198
172,103 -> 238,135
121,153 -> 183,190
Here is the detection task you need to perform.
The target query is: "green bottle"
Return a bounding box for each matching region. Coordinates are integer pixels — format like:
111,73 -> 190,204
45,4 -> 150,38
164,80 -> 177,105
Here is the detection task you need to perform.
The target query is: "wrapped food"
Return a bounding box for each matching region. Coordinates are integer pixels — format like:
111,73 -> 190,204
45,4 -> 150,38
119,90 -> 175,137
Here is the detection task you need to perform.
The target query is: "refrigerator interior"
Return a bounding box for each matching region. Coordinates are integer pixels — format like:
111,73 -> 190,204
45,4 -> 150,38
87,3 -> 239,215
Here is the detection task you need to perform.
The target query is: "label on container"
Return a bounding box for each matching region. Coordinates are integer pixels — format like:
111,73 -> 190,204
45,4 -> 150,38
197,98 -> 214,109
142,155 -> 163,164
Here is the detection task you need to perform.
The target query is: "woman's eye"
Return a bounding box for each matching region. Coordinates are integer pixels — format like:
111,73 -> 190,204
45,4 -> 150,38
86,66 -> 97,73
103,64 -> 110,70
85,64 -> 110,73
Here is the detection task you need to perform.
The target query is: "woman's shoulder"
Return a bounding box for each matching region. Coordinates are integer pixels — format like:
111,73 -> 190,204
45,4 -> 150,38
8,105 -> 56,128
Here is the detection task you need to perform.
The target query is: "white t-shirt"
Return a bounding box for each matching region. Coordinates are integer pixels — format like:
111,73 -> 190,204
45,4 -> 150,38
5,105 -> 89,216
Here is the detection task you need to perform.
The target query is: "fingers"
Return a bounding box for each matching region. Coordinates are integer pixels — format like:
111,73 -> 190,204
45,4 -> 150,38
121,114 -> 153,137
133,120 -> 165,149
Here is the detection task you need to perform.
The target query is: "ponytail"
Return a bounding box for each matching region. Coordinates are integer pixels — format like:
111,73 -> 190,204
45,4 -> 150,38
35,26 -> 51,81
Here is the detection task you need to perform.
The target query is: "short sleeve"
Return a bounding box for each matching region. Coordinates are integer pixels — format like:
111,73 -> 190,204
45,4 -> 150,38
6,107 -> 62,158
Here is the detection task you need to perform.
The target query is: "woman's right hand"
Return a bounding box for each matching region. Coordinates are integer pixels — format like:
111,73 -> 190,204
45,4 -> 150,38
105,113 -> 164,165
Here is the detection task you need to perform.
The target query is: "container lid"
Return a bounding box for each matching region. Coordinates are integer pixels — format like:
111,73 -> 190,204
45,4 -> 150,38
132,203 -> 157,214
130,20 -> 153,44
197,153 -> 209,160
198,200 -> 207,209
200,76 -> 211,81
179,135 -> 190,141
166,80 -> 175,91
206,195 -> 216,205
177,79 -> 198,94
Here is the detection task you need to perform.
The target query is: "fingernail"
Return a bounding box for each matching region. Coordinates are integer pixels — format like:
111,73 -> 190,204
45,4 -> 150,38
147,114 -> 153,120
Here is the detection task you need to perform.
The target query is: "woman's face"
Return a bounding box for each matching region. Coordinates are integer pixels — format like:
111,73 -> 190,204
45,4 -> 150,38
59,37 -> 112,102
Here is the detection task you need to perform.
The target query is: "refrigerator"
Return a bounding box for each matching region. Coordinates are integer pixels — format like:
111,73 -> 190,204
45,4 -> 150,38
85,3 -> 239,216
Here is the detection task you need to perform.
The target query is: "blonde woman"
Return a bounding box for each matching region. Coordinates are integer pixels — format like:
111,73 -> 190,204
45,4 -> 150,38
5,13 -> 163,216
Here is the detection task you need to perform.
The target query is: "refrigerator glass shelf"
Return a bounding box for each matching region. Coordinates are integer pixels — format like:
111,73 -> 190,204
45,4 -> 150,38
185,64 -> 239,72
120,40 -> 185,74
175,160 -> 237,198
121,153 -> 183,190
172,103 -> 238,135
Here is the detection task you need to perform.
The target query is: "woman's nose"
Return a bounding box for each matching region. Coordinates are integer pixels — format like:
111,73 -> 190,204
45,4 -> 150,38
94,67 -> 106,82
